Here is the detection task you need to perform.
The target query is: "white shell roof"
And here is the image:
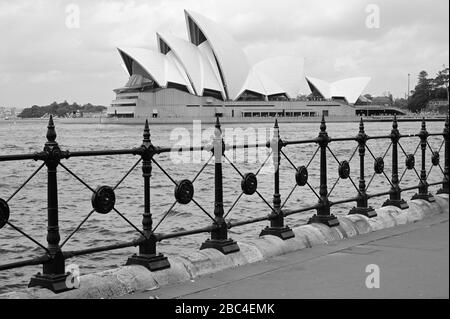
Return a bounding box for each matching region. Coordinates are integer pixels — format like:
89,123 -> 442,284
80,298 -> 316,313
306,76 -> 371,104
118,47 -> 194,93
156,32 -> 224,96
185,10 -> 250,100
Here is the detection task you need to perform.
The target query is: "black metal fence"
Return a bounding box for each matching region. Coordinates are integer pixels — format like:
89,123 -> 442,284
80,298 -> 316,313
0,115 -> 448,293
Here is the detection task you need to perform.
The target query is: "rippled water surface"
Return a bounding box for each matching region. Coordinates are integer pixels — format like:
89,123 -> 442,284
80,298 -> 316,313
0,118 -> 446,293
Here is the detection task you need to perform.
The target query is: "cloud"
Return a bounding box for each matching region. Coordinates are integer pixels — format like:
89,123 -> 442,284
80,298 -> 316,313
28,70 -> 64,83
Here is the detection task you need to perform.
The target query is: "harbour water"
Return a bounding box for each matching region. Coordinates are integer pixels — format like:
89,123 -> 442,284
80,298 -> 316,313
0,119 -> 446,293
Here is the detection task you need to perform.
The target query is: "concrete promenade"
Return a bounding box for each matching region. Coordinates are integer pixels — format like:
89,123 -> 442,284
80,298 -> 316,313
122,211 -> 449,299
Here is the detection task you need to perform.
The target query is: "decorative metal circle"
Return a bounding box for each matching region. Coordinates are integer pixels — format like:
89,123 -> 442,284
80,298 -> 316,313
338,161 -> 351,179
295,166 -> 308,186
241,173 -> 257,195
175,179 -> 194,205
405,154 -> 415,170
91,186 -> 116,214
374,157 -> 384,174
431,152 -> 440,166
0,198 -> 10,229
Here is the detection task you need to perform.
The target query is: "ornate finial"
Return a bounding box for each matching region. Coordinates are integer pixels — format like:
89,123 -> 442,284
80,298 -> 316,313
359,117 -> 365,134
320,114 -> 327,133
143,119 -> 150,143
274,118 -> 279,129
46,115 -> 56,143
421,117 -> 426,131
392,114 -> 398,130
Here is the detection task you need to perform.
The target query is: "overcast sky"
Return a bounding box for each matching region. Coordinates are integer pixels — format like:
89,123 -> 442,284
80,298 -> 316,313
0,0 -> 448,109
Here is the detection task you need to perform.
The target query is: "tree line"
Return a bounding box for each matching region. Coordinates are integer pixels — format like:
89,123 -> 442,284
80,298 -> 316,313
18,101 -> 106,118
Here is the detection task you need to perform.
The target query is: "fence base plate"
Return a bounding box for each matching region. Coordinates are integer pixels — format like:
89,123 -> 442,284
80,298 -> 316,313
436,187 -> 449,195
126,253 -> 170,271
28,272 -> 71,293
382,198 -> 409,210
200,239 -> 240,254
260,226 -> 295,240
348,206 -> 377,218
411,193 -> 435,202
308,214 -> 340,227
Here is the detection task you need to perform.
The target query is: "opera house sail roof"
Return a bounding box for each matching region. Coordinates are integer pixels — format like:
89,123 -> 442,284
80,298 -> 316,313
116,10 -> 305,101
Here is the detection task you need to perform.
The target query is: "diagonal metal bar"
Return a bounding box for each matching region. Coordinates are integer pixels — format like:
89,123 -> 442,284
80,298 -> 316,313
348,175 -> 363,196
223,154 -> 245,178
327,177 -> 341,197
224,192 -> 244,219
306,147 -> 320,168
306,181 -> 321,201
382,171 -> 396,189
426,165 -> 434,180
255,190 -> 276,213
6,162 -> 45,202
327,146 -> 342,166
151,158 -> 178,186
280,149 -> 298,171
412,141 -> 421,157
113,207 -> 147,239
411,167 -> 422,181
6,221 -> 49,254
59,162 -> 96,193
191,155 -> 213,183
382,142 -> 392,159
281,184 -> 298,209
113,158 -> 143,190
437,140 -> 445,153
426,141 -> 437,155
255,151 -> 273,175
365,171 -> 377,192
397,141 -> 409,158
152,200 -> 178,233
365,144 -> 377,161
348,145 -> 359,163
399,167 -> 408,184
437,163 -> 445,176
60,209 -> 95,248
191,198 -> 216,222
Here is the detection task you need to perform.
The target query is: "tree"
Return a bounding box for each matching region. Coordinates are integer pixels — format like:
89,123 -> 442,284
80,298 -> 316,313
408,71 -> 432,113
433,66 -> 449,104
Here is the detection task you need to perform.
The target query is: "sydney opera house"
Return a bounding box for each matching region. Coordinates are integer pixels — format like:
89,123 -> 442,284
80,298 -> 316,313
107,10 -> 404,119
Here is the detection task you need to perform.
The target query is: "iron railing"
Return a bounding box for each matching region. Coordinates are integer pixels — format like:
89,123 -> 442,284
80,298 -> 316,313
0,115 -> 448,293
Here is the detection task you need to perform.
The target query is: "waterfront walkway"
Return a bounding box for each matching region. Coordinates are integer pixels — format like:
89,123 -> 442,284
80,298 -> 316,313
122,211 -> 449,299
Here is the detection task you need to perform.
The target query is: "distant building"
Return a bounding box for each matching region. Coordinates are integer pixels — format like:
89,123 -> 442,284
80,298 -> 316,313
108,10 -> 404,119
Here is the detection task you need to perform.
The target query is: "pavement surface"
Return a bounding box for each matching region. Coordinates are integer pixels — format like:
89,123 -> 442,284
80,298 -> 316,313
121,212 -> 449,299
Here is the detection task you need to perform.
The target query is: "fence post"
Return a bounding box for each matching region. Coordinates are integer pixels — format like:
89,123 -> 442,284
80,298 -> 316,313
308,115 -> 339,227
382,115 -> 409,209
126,120 -> 170,270
260,119 -> 294,239
29,116 -> 70,292
437,116 -> 449,194
349,118 -> 377,217
412,119 -> 435,202
200,117 -> 239,254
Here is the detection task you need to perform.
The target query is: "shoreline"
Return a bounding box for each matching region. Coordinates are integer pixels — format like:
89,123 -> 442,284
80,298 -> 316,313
3,115 -> 447,126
